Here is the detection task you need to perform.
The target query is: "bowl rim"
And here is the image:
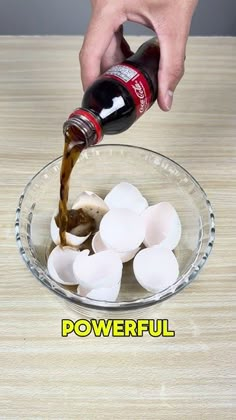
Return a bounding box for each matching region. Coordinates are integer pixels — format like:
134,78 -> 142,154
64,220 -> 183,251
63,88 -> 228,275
15,144 -> 215,311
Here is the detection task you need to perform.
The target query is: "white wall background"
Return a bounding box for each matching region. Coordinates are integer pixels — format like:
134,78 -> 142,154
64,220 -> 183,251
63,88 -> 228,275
0,0 -> 235,36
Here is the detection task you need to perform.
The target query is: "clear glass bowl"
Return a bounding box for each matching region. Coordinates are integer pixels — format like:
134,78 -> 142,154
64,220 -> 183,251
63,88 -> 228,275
15,144 -> 215,316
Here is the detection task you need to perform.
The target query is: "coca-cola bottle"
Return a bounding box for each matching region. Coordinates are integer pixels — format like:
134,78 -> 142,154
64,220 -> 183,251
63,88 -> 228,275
63,37 -> 160,147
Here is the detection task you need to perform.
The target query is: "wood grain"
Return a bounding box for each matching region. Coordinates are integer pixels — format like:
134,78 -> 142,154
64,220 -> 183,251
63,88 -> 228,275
0,36 -> 235,419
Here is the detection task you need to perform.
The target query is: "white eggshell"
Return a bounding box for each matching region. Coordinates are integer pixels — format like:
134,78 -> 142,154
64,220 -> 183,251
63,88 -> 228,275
50,214 -> 90,246
73,250 -> 123,290
47,246 -> 89,285
78,281 -> 121,302
91,231 -> 107,253
133,246 -> 179,293
92,231 -> 140,263
104,182 -> 148,214
142,202 -> 181,250
72,191 -> 109,229
100,208 -> 145,253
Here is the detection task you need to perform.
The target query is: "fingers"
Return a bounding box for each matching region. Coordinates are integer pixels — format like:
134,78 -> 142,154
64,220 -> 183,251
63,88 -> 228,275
101,30 -> 133,73
100,28 -> 125,73
157,32 -> 187,111
79,14 -> 123,90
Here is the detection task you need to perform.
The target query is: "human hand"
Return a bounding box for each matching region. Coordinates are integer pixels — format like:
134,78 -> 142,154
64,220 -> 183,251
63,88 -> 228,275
79,0 -> 198,111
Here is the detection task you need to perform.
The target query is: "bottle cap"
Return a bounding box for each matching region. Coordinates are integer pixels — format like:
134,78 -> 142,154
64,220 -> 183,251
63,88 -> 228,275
64,108 -> 103,147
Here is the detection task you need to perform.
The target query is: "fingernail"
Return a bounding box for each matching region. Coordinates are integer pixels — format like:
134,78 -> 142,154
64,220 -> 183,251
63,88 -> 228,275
166,90 -> 174,110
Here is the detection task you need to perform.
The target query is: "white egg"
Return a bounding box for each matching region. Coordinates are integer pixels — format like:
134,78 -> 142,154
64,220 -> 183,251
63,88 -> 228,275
47,246 -> 89,285
72,190 -> 108,229
133,246 -> 179,293
50,214 -> 90,246
142,202 -> 181,250
104,182 -> 148,214
100,208 -> 145,253
92,231 -> 140,263
78,281 -> 121,302
73,250 -> 123,290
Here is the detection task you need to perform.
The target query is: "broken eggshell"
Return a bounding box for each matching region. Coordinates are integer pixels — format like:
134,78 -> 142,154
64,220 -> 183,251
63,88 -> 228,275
72,191 -> 109,230
133,245 -> 179,293
47,245 -> 90,285
100,208 -> 145,253
50,213 -> 90,247
92,231 -> 140,263
104,182 -> 148,214
78,281 -> 121,302
73,250 -> 123,290
142,202 -> 181,250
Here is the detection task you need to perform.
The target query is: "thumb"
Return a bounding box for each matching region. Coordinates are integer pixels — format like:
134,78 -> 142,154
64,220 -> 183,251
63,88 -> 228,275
157,33 -> 186,111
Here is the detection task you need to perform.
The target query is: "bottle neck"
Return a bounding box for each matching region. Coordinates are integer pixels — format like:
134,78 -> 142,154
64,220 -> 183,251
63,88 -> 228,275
63,108 -> 103,148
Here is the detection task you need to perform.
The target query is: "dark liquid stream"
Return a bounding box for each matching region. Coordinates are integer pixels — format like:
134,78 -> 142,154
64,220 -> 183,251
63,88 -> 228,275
57,128 -> 93,246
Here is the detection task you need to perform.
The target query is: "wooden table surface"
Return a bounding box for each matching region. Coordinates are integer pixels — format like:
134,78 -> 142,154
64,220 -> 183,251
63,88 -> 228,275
0,36 -> 235,419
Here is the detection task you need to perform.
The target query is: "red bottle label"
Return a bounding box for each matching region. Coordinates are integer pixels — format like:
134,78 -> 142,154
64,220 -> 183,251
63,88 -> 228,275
103,63 -> 153,118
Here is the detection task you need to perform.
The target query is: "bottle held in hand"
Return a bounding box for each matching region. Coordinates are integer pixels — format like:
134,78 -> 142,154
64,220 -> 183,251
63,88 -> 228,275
64,37 -> 160,147
59,38 -> 160,245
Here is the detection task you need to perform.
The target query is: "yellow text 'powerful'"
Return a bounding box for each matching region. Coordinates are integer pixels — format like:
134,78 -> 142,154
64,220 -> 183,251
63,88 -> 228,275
61,319 -> 175,337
